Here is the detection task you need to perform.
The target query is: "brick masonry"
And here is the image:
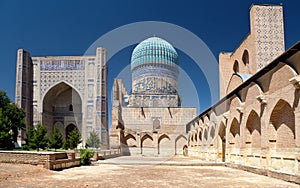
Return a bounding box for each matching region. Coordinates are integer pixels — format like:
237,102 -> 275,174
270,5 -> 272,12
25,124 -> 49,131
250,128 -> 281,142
187,4 -> 300,184
0,151 -> 80,170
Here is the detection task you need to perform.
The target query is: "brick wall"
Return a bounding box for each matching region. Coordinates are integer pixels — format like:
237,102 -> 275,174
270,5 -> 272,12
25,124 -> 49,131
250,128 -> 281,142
0,151 -> 80,170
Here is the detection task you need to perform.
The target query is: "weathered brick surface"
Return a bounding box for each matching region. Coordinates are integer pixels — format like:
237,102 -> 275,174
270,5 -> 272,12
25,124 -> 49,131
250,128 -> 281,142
187,3 -> 300,183
0,151 -> 80,170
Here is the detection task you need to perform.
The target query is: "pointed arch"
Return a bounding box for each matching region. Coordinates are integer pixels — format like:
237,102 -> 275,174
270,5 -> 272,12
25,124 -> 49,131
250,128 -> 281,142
158,134 -> 170,144
245,110 -> 261,148
242,50 -> 249,66
42,81 -> 82,136
229,118 -> 240,148
124,133 -> 137,147
175,134 -> 187,155
268,63 -> 297,94
269,99 -> 295,148
227,74 -> 244,95
158,134 -> 171,155
41,81 -> 83,110
233,60 -> 239,73
245,82 -> 263,106
141,134 -> 153,147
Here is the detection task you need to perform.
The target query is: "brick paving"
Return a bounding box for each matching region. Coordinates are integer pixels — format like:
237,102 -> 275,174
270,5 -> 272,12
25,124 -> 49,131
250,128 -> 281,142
0,156 -> 298,188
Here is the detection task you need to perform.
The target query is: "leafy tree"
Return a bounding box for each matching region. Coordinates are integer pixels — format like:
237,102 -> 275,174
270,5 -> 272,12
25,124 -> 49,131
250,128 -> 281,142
0,91 -> 11,108
0,109 -> 13,149
49,125 -> 63,151
27,122 -> 48,151
67,128 -> 81,150
0,91 -> 25,149
5,103 -> 25,143
86,129 -> 100,149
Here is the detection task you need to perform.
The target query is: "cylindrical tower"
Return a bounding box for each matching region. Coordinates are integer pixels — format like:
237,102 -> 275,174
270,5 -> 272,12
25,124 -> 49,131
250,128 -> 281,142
131,37 -> 179,95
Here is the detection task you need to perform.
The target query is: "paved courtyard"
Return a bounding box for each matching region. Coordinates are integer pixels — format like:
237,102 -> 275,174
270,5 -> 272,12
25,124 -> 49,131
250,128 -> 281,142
0,156 -> 298,188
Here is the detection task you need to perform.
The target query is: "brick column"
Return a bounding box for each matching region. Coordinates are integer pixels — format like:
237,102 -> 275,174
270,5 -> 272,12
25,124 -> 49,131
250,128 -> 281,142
294,107 -> 300,147
289,76 -> 300,175
137,133 -> 141,155
256,94 -> 268,169
289,76 -> 300,147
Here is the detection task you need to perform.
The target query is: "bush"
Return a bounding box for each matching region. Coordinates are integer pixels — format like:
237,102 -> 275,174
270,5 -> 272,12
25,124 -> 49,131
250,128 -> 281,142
80,149 -> 94,165
21,145 -> 30,151
86,129 -> 100,149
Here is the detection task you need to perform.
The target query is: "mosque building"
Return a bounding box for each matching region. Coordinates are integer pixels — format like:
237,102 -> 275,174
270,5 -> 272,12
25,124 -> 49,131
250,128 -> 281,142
110,37 -> 196,156
15,48 -> 109,148
13,3 -> 300,183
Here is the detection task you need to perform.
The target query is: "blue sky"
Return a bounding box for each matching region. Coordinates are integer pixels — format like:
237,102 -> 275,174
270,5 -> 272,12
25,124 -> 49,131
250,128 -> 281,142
0,0 -> 299,126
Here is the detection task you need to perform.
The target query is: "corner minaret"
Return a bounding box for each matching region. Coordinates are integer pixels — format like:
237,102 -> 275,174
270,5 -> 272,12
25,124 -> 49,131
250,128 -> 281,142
15,49 -> 33,145
250,4 -> 285,72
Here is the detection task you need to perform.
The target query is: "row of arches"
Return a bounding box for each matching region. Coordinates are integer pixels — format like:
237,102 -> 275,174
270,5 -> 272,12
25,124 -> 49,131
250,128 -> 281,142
122,132 -> 188,156
228,62 -> 298,101
190,99 -> 295,150
188,49 -> 300,175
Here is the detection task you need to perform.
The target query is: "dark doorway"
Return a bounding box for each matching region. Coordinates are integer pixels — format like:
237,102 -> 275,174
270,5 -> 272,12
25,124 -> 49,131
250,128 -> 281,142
66,124 -> 77,139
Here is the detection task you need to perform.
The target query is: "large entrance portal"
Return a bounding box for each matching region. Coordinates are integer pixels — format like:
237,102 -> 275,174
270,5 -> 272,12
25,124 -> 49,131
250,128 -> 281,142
42,82 -> 82,137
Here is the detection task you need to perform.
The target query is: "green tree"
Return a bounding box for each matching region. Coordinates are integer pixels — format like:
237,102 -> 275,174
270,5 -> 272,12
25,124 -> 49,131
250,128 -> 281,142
0,109 -> 13,149
49,125 -> 63,151
0,91 -> 11,108
27,122 -> 48,151
67,128 -> 81,150
86,129 -> 100,149
5,103 -> 25,143
0,91 -> 25,149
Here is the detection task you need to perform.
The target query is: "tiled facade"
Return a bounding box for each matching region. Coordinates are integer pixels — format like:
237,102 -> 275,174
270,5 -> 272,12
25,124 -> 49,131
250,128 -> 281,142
15,48 -> 109,148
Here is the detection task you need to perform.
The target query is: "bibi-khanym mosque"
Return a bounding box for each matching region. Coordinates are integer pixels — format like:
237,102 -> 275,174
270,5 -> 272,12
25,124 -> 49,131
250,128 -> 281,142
15,4 -> 300,178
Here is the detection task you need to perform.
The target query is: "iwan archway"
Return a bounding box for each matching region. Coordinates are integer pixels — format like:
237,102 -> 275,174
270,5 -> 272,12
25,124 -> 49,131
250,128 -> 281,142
42,82 -> 82,138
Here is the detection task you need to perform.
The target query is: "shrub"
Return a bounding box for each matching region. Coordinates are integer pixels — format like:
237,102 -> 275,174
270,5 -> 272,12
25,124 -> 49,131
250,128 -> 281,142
86,129 -> 100,149
80,149 -> 94,165
21,145 -> 30,151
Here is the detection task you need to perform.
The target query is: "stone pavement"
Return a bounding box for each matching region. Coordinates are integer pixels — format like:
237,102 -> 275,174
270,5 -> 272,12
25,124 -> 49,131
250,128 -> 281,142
0,156 -> 299,188
98,155 -> 224,166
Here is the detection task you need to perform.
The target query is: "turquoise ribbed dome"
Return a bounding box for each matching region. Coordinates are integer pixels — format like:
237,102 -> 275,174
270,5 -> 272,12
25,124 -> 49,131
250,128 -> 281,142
131,37 -> 178,69
130,37 -> 179,95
